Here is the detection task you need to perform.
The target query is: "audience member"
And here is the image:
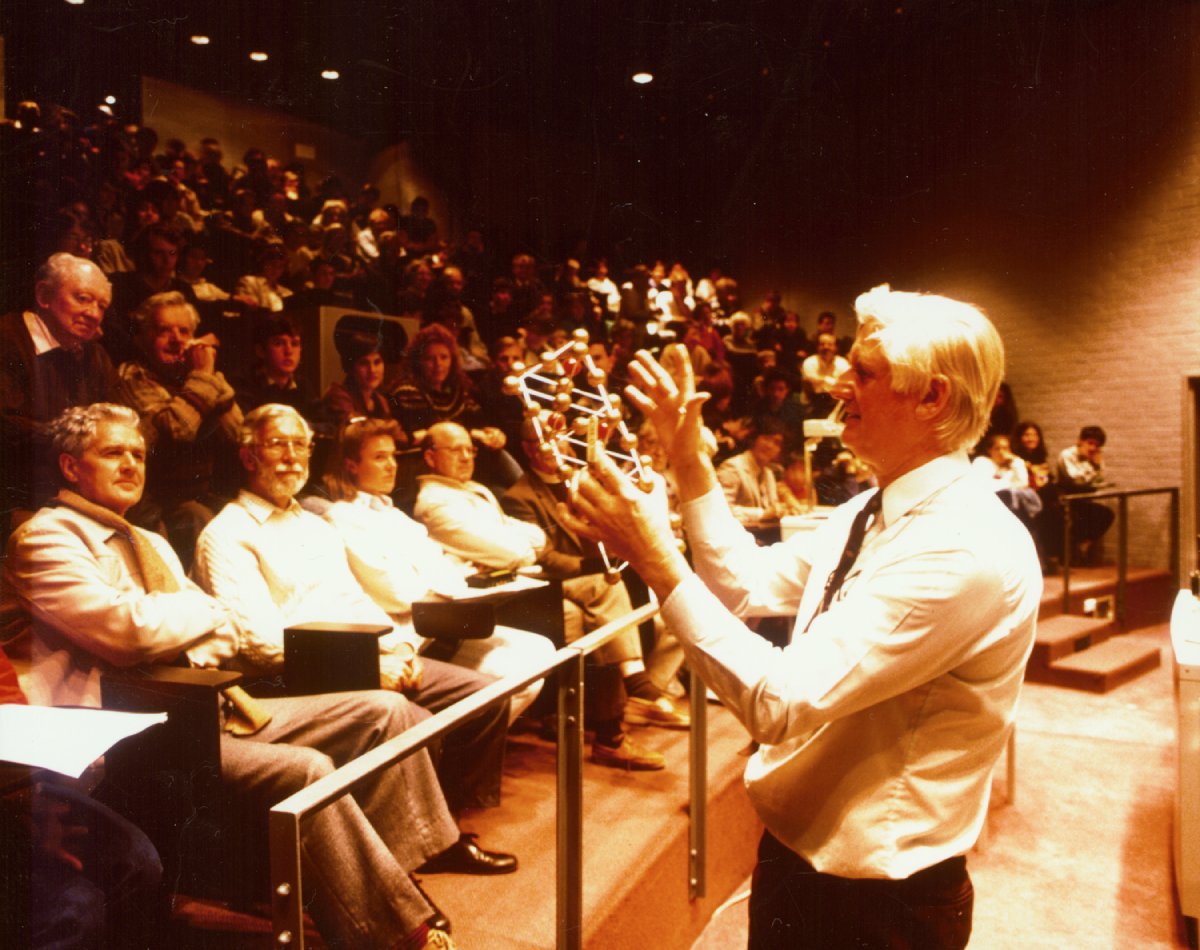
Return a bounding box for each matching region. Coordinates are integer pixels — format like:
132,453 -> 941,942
585,258 -> 621,319
398,196 -> 441,256
323,330 -> 396,425
814,309 -> 853,356
234,242 -> 293,312
193,404 -> 515,815
509,253 -> 547,325
754,369 -> 806,449
775,451 -> 812,516
388,324 -> 518,489
1053,424 -> 1115,566
233,314 -> 318,418
716,416 -> 786,524
113,291 -> 241,568
0,254 -> 117,528
320,416 -> 556,720
971,433 -> 1043,535
105,224 -> 198,367
800,331 -> 850,417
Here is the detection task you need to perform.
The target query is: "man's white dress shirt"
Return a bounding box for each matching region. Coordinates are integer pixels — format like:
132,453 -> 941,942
660,450 -> 1041,880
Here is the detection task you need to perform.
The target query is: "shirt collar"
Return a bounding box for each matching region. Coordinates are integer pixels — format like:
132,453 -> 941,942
418,473 -> 478,492
238,489 -> 304,524
24,311 -> 65,355
877,449 -> 970,528
353,490 -> 394,511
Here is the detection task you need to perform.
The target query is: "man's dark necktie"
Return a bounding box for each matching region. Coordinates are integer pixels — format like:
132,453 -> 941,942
806,491 -> 883,629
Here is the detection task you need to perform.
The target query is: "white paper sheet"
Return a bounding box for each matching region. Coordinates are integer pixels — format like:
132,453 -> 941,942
0,706 -> 168,777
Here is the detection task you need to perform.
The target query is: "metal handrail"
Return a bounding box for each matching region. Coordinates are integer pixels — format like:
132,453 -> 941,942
1060,485 -> 1180,621
267,600 -> 701,950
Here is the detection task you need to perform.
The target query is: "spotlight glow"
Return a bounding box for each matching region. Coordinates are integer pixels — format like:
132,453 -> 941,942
250,52 -> 268,62
321,70 -> 340,80
191,36 -> 210,45
631,72 -> 654,85
104,95 -> 116,104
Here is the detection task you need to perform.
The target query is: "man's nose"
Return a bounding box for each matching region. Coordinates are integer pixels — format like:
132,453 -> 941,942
830,370 -> 854,401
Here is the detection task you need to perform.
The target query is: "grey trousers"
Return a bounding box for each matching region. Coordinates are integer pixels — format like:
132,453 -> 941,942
221,690 -> 459,950
405,658 -> 511,812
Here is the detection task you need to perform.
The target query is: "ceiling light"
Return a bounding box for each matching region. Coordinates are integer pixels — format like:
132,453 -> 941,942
250,52 -> 268,62
104,95 -> 116,104
65,0 -> 84,5
191,36 -> 210,45
631,72 -> 654,85
98,104 -> 113,116
321,70 -> 339,80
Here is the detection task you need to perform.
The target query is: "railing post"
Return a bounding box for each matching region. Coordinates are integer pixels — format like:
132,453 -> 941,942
557,651 -> 585,950
688,668 -> 708,902
1117,495 -> 1129,625
270,809 -> 305,950
1171,487 -> 1181,592
1062,498 -> 1074,615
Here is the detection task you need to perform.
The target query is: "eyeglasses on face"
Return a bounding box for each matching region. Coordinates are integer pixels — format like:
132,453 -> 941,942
255,437 -> 314,456
433,444 -> 477,458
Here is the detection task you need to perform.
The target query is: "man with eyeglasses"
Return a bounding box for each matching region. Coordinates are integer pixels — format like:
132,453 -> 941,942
414,422 -> 548,570
193,405 -> 519,835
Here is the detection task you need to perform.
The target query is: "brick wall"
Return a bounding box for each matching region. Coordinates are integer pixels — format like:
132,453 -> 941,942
731,3 -> 1200,577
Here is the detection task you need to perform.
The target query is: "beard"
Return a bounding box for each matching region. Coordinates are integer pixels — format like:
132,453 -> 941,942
256,462 -> 307,501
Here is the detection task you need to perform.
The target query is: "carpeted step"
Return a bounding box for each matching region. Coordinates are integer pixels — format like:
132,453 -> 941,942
1029,614 -> 1115,669
1028,638 -> 1161,693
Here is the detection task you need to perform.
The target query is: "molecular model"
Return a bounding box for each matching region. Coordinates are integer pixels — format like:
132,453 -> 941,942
501,328 -> 655,584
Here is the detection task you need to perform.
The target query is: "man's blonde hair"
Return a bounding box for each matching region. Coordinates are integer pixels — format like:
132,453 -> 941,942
854,284 -> 1004,452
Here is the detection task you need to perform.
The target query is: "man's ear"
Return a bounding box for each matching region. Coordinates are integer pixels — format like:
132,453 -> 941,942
59,453 -> 80,486
423,447 -> 437,471
915,374 -> 951,420
238,445 -> 259,474
34,281 -> 52,311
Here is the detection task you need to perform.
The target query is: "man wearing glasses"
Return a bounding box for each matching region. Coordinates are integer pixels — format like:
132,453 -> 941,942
414,421 -> 548,569
193,405 -> 517,830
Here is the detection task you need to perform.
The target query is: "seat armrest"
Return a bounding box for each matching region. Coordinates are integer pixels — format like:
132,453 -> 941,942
283,622 -> 390,695
413,601 -> 498,641
100,666 -> 241,804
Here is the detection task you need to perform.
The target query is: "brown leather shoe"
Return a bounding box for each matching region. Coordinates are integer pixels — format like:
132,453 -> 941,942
591,734 -> 666,770
624,694 -> 690,729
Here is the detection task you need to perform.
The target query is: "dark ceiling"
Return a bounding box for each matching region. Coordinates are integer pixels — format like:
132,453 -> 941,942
2,0 -> 1187,271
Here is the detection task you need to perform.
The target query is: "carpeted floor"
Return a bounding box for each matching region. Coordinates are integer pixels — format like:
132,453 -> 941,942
691,622 -> 1190,950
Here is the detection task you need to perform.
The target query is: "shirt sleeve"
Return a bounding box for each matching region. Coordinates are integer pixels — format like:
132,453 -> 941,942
681,486 -> 811,617
662,523 -> 1012,746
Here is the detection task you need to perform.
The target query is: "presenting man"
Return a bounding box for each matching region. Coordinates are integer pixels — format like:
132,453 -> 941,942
562,285 -> 1042,949
0,403 -> 495,950
194,404 -> 515,817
